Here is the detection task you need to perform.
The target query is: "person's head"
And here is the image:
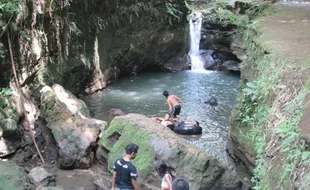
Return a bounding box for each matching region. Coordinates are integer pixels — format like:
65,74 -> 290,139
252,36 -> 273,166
172,178 -> 190,190
194,121 -> 200,126
205,97 -> 218,106
164,113 -> 171,121
125,143 -> 139,160
163,90 -> 169,98
209,98 -> 218,106
154,160 -> 175,178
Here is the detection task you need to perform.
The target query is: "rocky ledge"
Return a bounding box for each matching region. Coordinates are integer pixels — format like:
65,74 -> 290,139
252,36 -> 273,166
97,113 -> 241,190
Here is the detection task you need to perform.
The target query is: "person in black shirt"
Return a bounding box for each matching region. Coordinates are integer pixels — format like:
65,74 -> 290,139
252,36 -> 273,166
111,143 -> 141,190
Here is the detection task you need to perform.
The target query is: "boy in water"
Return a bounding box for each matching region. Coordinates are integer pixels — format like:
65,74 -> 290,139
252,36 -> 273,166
163,91 -> 184,118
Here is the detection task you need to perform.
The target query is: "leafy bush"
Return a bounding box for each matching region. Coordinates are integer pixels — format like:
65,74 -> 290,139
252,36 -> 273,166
0,0 -> 20,20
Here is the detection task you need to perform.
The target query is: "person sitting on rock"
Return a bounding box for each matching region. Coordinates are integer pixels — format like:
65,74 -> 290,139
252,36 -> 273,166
152,113 -> 178,130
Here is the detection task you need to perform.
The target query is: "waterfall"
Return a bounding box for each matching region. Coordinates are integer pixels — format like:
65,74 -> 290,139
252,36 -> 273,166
189,12 -> 205,70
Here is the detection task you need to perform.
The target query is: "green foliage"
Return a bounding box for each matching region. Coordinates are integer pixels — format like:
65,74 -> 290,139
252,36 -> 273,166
275,79 -> 310,188
214,1 -> 271,32
0,42 -> 7,61
95,0 -> 187,29
0,88 -> 13,108
0,0 -> 20,19
165,2 -> 183,25
233,1 -> 310,188
216,7 -> 249,28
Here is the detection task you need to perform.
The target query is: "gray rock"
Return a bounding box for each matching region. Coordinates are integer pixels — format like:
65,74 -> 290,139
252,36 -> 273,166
40,85 -> 107,169
108,108 -> 125,116
0,118 -> 18,137
28,167 -> 55,187
0,118 -> 22,157
222,60 -> 241,71
162,53 -> 188,72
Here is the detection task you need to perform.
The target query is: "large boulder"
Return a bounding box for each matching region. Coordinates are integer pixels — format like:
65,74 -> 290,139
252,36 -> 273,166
0,161 -> 34,190
40,84 -> 107,169
97,113 -> 241,190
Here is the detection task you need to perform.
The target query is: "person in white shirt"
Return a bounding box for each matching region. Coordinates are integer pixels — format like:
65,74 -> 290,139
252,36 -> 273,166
155,160 -> 175,190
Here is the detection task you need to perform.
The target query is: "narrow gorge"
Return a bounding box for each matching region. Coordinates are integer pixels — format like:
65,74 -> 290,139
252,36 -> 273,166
0,0 -> 310,190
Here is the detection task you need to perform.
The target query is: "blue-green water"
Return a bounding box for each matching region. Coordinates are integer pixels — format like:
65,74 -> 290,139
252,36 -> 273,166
83,70 -> 240,163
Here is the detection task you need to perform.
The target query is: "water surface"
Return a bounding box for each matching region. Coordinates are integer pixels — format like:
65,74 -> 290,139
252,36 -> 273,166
83,71 -> 240,164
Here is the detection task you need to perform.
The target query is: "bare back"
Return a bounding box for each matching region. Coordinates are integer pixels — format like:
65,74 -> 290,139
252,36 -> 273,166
167,95 -> 183,107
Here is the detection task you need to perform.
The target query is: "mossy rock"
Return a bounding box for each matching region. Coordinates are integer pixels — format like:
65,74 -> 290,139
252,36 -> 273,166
0,161 -> 34,190
98,114 -> 240,190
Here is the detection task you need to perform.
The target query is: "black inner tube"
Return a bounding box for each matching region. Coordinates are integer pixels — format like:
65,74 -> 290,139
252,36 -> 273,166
173,125 -> 202,135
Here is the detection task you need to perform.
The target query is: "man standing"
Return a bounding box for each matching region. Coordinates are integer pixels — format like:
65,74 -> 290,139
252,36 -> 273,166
163,91 -> 184,118
111,143 -> 141,190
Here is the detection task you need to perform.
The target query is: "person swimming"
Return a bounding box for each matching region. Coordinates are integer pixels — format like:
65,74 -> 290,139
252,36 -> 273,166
204,97 -> 218,106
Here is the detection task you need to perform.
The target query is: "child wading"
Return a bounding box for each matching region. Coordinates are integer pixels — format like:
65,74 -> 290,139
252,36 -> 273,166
155,160 -> 175,190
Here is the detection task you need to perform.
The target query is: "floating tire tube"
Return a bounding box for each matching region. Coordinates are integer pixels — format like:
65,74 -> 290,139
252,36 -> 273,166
173,125 -> 202,135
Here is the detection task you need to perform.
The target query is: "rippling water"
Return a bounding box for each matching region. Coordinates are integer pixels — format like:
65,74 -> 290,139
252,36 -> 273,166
82,70 -> 240,164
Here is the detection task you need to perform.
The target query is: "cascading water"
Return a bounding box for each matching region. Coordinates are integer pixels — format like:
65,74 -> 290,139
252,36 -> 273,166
189,12 -> 205,70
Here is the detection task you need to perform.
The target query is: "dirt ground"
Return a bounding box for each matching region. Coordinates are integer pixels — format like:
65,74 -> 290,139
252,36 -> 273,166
56,164 -> 111,190
260,1 -> 310,138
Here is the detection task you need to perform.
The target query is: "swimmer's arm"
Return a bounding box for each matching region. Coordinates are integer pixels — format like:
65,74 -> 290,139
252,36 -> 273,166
167,100 -> 172,112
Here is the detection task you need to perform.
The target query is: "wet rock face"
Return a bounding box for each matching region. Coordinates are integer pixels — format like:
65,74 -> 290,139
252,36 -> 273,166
199,10 -> 242,72
0,161 -> 34,190
97,113 -> 241,190
40,84 -> 107,169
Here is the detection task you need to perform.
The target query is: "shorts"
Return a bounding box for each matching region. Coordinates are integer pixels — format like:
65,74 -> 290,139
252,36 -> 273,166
171,105 -> 181,117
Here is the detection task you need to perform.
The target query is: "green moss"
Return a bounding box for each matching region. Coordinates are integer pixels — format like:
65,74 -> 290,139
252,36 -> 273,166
0,161 -> 31,190
100,119 -> 154,179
